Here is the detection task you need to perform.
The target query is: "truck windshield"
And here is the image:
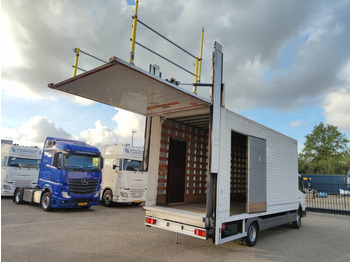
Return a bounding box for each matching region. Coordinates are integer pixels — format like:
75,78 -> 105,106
64,154 -> 101,171
7,157 -> 40,168
123,159 -> 142,171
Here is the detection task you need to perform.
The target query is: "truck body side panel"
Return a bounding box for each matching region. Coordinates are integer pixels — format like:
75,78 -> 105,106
216,108 -> 299,217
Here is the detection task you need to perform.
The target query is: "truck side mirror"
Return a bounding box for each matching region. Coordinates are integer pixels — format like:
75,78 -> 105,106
113,159 -> 122,170
112,159 -> 119,170
307,178 -> 312,189
52,153 -> 62,169
1,157 -> 7,167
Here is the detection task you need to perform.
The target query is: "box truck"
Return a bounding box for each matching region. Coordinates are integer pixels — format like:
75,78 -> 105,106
301,174 -> 350,195
49,42 -> 306,245
13,137 -> 102,211
1,143 -> 42,196
101,144 -> 147,206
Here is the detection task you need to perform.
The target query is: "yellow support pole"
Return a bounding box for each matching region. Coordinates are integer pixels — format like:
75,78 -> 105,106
130,0 -> 139,64
198,27 -> 204,83
193,57 -> 199,94
73,48 -> 80,77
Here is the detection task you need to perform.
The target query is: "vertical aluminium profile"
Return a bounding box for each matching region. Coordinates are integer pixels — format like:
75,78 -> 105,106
198,28 -> 204,83
193,57 -> 199,93
193,28 -> 204,94
73,48 -> 80,77
130,0 -> 139,64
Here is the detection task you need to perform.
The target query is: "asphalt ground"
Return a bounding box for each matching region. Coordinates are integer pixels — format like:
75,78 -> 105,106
1,197 -> 350,262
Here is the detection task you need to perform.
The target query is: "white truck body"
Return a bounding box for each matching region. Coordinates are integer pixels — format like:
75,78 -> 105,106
101,145 -> 147,206
1,144 -> 42,196
50,42 -> 306,245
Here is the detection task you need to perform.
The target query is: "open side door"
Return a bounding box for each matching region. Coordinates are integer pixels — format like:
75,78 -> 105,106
49,57 -> 211,119
247,136 -> 267,213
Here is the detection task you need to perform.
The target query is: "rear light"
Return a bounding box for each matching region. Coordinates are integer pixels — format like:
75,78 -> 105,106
146,217 -> 156,225
222,223 -> 226,230
194,229 -> 206,237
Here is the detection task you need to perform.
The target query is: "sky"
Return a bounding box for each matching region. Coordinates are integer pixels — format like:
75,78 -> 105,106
1,0 -> 350,152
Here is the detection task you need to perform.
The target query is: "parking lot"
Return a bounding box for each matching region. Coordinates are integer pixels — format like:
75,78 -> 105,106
2,197 -> 350,262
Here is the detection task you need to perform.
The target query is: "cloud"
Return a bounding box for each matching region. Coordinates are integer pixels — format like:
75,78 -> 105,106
1,116 -> 74,148
290,120 -> 303,127
79,110 -> 145,149
3,0 -> 350,113
79,120 -> 117,149
1,80 -> 48,100
1,111 -> 146,150
112,109 -> 145,146
2,0 -> 133,100
224,0 -> 350,111
324,89 -> 350,130
323,62 -> 350,130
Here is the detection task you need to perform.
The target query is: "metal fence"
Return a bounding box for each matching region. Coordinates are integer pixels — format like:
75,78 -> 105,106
305,183 -> 350,216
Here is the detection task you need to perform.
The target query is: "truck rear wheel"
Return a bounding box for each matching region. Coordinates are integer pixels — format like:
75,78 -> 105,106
14,188 -> 23,204
245,222 -> 258,247
41,191 -> 53,212
103,189 -> 113,207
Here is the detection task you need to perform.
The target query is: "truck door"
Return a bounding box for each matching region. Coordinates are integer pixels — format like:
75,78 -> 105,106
247,136 -> 267,213
167,139 -> 187,204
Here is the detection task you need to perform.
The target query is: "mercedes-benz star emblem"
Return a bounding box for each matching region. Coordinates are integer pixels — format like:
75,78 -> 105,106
81,177 -> 89,185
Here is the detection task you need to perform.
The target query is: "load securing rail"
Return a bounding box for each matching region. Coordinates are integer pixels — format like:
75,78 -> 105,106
71,0 -> 206,94
129,0 -> 204,93
72,48 -> 108,77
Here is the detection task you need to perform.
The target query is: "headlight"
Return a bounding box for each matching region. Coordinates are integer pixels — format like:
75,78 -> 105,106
3,185 -> 11,190
61,191 -> 71,198
94,191 -> 100,198
120,192 -> 128,198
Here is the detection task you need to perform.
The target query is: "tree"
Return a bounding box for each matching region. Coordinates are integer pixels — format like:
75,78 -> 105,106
299,122 -> 349,174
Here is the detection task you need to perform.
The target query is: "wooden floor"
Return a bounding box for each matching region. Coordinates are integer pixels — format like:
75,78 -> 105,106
230,201 -> 246,215
169,203 -> 206,214
164,201 -> 247,216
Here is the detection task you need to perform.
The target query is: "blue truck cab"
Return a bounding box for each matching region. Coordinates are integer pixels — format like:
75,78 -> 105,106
14,137 -> 103,211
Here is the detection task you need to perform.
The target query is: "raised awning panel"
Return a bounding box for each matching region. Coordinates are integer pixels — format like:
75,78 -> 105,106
49,57 -> 211,118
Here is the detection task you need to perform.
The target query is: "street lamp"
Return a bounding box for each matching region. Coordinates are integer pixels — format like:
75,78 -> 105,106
131,131 -> 136,146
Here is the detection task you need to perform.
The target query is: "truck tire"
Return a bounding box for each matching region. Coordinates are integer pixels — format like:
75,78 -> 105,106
292,209 -> 302,229
41,191 -> 53,212
245,222 -> 258,247
14,188 -> 23,204
103,189 -> 113,207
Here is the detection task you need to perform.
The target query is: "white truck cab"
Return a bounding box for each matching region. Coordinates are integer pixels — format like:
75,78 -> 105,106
1,144 -> 42,196
101,144 -> 147,206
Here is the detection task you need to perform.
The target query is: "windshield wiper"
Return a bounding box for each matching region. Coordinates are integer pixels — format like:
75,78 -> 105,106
66,166 -> 85,172
85,167 -> 101,172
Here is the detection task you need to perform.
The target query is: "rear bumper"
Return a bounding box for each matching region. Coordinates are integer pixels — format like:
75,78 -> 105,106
145,216 -> 207,240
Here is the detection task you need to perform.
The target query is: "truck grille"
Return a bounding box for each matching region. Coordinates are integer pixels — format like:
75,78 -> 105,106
14,181 -> 32,188
130,188 -> 145,198
68,179 -> 99,195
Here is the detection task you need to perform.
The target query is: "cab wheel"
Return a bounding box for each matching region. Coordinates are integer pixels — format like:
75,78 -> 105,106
41,191 -> 53,212
292,209 -> 302,229
103,190 -> 113,207
14,188 -> 23,204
